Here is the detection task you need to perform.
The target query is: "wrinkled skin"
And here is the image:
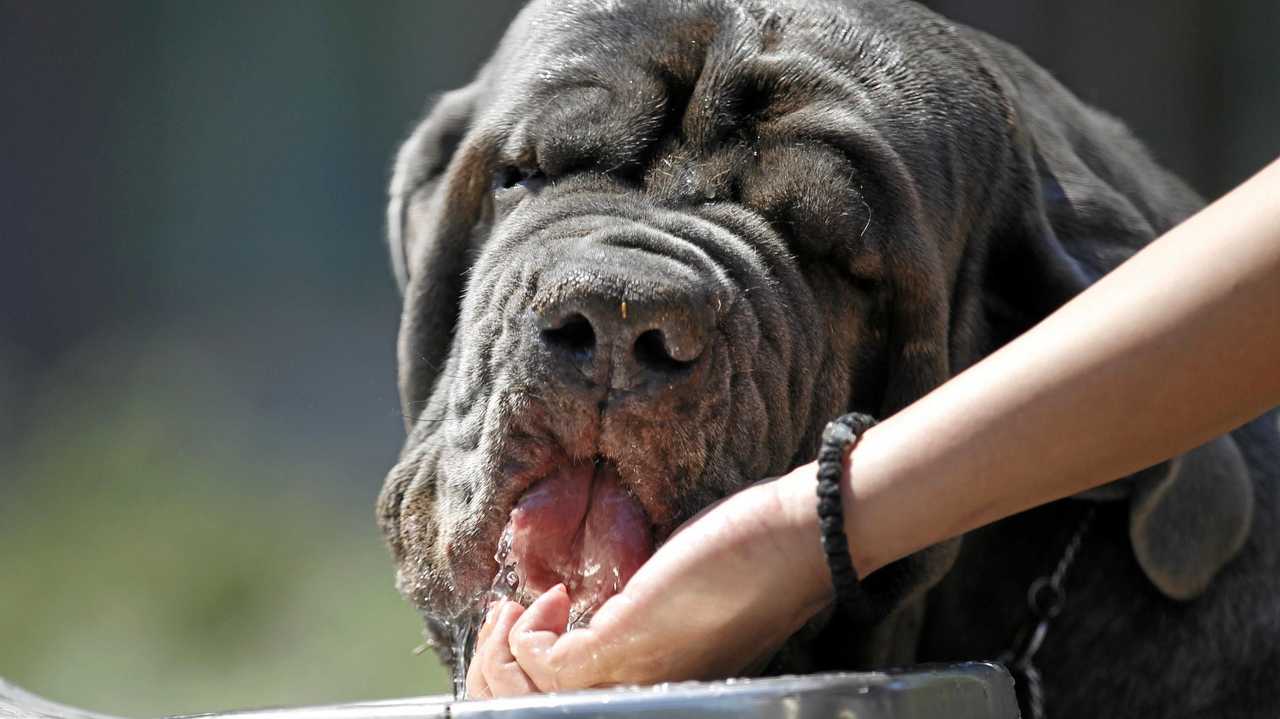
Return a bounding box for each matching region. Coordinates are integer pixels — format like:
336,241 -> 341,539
378,1 -> 1280,716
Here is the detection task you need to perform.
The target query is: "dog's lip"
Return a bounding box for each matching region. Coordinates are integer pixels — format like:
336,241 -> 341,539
472,446 -> 668,595
496,453 -> 666,532
498,457 -> 655,618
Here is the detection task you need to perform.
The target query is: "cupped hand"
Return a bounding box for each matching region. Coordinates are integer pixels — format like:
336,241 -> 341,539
465,599 -> 535,698
464,467 -> 833,696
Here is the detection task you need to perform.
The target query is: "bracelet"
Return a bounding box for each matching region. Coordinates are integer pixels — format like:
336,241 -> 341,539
816,412 -> 877,608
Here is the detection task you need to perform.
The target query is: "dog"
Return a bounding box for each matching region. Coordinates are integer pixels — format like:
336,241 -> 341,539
376,0 -> 1280,715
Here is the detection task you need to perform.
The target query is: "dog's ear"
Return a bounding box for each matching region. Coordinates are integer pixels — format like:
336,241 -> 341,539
986,113 -> 1254,600
387,84 -> 482,293
1127,436 -> 1254,600
876,228 -> 952,417
388,83 -> 495,419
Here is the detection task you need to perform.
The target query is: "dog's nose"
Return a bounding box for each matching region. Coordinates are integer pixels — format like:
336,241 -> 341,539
534,261 -> 714,392
538,296 -> 709,390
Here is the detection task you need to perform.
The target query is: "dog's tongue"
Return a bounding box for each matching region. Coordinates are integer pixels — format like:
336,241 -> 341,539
504,461 -> 653,623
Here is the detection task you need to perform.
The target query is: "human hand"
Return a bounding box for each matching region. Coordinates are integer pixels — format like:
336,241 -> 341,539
464,468 -> 834,696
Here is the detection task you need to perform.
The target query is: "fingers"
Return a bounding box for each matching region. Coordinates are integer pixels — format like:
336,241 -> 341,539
474,600 -> 502,649
465,603 -> 500,699
509,584 -> 614,692
508,584 -> 571,691
466,601 -> 537,699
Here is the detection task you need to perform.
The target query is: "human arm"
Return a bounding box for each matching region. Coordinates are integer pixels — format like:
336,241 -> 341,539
814,155 -> 1280,578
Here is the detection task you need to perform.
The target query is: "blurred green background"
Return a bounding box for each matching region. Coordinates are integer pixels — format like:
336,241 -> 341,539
0,1 -> 1275,717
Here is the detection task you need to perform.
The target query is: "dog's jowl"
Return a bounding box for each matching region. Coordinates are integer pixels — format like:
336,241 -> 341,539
377,1 -> 1280,715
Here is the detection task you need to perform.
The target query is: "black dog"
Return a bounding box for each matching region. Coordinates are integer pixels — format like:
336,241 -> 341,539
377,0 -> 1280,715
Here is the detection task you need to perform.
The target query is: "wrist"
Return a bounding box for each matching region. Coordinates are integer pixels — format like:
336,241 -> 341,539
771,466 -> 838,613
774,425 -> 885,585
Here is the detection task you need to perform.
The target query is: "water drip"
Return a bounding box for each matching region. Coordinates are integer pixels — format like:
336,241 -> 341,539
448,525 -> 529,700
449,619 -> 476,699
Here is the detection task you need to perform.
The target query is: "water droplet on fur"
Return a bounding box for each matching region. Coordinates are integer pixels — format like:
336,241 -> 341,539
486,525 -> 524,604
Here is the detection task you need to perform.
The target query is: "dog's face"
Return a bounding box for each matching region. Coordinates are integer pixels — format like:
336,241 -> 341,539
378,0 -> 1100,658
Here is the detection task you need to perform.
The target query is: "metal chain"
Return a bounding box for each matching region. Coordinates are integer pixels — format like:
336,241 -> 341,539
998,506 -> 1096,719
1049,510 -> 1092,588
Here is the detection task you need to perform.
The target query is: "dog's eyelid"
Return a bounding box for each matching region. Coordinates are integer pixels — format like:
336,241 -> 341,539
607,161 -> 646,189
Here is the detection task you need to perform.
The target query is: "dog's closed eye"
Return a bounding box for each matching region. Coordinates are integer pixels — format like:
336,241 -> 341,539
494,165 -> 547,193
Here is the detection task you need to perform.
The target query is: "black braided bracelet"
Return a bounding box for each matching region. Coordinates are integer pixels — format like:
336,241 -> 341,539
816,412 -> 878,608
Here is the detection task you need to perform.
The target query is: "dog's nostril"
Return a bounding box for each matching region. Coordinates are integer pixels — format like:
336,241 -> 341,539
633,329 -> 696,374
541,313 -> 596,359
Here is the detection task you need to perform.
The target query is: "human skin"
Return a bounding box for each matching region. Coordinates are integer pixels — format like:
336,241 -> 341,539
464,157 -> 1280,697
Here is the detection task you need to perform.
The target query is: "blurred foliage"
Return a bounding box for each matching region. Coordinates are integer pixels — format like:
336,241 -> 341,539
0,340 -> 450,717
0,3 -> 522,713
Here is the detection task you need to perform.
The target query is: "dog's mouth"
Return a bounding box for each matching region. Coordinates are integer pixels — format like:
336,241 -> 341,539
490,457 -> 655,626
